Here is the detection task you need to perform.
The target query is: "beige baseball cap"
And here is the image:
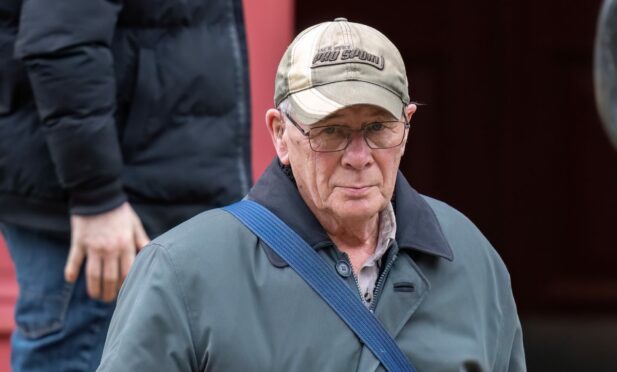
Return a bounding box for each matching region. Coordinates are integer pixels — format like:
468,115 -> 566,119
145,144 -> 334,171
274,18 -> 410,125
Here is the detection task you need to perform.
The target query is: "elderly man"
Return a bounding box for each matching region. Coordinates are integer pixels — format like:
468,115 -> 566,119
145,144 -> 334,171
98,18 -> 526,372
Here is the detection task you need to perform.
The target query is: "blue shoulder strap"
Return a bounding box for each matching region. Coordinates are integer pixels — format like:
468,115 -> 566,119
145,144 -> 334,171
223,200 -> 417,372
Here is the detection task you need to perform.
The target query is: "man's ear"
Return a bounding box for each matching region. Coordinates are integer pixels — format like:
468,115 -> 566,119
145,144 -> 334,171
400,103 -> 418,156
265,109 -> 290,165
404,103 -> 417,122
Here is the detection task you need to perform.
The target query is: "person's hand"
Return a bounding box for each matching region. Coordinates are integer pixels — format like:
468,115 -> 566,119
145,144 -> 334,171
64,202 -> 150,302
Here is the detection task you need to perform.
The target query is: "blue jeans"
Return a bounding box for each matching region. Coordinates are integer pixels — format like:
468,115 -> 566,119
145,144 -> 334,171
1,223 -> 115,372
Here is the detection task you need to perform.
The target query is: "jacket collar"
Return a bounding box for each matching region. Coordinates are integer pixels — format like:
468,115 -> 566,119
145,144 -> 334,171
247,158 -> 453,261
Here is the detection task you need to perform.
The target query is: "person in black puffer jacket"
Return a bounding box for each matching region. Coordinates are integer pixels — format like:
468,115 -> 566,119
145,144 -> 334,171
0,0 -> 251,370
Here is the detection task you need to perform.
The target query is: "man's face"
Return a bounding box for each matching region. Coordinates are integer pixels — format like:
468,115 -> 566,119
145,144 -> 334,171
282,104 -> 409,223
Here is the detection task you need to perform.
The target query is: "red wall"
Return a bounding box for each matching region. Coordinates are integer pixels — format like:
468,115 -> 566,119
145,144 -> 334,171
0,236 -> 15,368
245,0 -> 294,178
0,1 -> 294,370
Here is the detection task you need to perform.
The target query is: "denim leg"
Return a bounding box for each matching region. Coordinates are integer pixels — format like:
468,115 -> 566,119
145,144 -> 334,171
1,224 -> 115,372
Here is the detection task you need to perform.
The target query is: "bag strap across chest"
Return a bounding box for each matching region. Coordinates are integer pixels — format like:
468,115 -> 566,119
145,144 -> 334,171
223,200 -> 417,372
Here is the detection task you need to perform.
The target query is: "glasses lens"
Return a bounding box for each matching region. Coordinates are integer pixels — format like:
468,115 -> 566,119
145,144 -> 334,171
309,126 -> 351,152
308,121 -> 407,152
365,121 -> 405,149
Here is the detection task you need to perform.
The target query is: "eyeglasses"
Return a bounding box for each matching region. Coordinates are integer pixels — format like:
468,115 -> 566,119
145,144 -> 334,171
281,111 -> 410,152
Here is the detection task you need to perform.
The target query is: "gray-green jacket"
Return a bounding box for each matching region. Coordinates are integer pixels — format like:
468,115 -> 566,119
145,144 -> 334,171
98,159 -> 526,372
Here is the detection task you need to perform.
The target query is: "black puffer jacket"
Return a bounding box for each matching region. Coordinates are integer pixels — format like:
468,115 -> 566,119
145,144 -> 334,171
0,0 -> 251,236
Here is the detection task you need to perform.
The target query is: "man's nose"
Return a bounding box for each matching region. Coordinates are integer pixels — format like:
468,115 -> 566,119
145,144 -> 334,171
341,132 -> 372,168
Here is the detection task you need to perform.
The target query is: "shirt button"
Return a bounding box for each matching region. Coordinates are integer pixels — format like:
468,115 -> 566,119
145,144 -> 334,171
336,260 -> 352,277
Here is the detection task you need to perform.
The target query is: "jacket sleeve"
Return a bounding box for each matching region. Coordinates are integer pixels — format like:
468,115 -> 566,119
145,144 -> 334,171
98,243 -> 199,371
507,317 -> 527,372
14,0 -> 126,215
496,267 -> 527,372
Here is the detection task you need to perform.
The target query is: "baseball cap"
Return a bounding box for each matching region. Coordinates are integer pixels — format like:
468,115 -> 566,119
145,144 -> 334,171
274,17 -> 410,125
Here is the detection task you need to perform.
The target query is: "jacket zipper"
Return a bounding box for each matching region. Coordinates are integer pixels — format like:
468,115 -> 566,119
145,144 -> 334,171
339,252 -> 370,308
369,252 -> 397,312
332,243 -> 399,311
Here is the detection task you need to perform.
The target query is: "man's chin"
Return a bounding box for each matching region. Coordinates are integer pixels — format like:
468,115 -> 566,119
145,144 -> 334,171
331,199 -> 383,221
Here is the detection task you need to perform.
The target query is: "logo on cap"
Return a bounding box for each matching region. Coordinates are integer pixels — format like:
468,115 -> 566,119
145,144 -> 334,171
311,45 -> 384,70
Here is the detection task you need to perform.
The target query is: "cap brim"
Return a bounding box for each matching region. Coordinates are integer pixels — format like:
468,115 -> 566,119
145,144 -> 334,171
288,81 -> 405,125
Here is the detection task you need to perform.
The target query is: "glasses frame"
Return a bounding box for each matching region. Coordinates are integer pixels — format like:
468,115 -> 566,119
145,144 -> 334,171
280,110 -> 411,153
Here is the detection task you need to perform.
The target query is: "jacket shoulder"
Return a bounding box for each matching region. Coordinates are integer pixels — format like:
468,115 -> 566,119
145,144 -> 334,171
421,195 -> 511,282
149,208 -> 259,274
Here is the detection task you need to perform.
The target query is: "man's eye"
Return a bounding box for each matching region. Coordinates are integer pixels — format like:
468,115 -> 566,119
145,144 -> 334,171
316,126 -> 345,136
366,123 -> 385,132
